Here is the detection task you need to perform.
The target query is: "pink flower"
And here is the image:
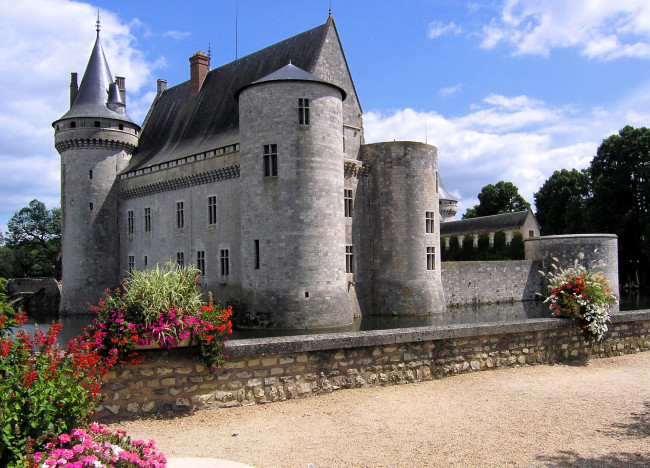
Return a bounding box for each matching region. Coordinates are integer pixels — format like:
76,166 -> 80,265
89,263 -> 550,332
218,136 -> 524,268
58,433 -> 71,444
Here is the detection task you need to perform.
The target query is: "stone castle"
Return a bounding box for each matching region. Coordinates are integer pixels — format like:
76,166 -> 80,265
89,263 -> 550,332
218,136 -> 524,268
53,16 -> 448,327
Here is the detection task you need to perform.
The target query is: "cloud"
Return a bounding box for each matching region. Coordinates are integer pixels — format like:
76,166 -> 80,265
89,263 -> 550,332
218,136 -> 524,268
428,21 -> 462,39
0,0 -> 161,226
480,0 -> 650,59
439,84 -> 462,97
164,30 -> 192,40
362,90 -> 635,217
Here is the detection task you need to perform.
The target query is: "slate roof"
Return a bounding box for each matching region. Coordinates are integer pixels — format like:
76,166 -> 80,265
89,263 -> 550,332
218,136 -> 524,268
56,32 -> 136,124
127,18 -> 341,172
440,210 -> 534,237
438,176 -> 456,202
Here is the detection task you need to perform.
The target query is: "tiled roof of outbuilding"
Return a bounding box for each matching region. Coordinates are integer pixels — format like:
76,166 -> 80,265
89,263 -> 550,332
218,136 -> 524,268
440,210 -> 532,237
127,19 -> 339,172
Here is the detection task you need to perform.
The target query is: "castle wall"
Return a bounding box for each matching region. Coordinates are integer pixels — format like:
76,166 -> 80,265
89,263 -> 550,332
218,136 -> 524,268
359,142 -> 445,315
238,80 -> 353,328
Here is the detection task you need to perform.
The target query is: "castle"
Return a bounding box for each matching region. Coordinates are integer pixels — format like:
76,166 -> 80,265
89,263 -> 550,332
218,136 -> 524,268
53,16 -> 447,327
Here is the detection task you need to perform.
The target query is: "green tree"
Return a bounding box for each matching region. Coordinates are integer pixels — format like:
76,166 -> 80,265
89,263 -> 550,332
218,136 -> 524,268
5,200 -> 61,279
463,181 -> 531,219
534,169 -> 590,235
588,125 -> 650,287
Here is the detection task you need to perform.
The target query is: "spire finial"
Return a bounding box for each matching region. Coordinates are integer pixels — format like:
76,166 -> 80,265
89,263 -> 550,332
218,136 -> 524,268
329,1 -> 332,17
96,10 -> 101,34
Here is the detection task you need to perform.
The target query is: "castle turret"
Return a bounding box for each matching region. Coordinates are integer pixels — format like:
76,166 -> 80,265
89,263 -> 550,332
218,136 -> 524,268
53,24 -> 140,314
236,64 -> 354,328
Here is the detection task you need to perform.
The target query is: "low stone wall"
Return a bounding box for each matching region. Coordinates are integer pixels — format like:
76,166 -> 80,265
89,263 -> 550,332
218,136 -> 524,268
97,310 -> 650,419
441,260 -> 543,306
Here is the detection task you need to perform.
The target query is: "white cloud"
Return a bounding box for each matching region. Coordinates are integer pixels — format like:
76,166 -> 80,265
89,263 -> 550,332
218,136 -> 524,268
439,84 -> 462,97
164,30 -> 192,40
428,21 -> 462,39
480,0 -> 650,59
0,0 -> 161,225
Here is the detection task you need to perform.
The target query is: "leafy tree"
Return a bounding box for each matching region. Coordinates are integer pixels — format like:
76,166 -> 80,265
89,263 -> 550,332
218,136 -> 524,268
588,125 -> 650,287
534,169 -> 590,235
463,181 -> 531,219
5,200 -> 61,279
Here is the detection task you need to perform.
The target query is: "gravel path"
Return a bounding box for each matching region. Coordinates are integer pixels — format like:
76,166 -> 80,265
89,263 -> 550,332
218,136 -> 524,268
112,352 -> 650,467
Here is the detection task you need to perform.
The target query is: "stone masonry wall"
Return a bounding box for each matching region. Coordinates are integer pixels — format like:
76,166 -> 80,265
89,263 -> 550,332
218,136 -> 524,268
441,260 -> 543,307
97,311 -> 650,419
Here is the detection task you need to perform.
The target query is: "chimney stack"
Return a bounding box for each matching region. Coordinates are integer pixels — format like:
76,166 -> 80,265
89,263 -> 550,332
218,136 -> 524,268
189,51 -> 210,96
157,79 -> 168,97
70,72 -> 78,107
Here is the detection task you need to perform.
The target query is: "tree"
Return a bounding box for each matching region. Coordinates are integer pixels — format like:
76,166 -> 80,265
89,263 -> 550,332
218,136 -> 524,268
5,200 -> 61,279
588,125 -> 650,288
463,181 -> 531,219
534,169 -> 590,235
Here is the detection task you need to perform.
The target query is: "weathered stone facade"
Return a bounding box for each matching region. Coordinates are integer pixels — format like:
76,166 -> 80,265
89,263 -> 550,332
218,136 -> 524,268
97,310 -> 650,419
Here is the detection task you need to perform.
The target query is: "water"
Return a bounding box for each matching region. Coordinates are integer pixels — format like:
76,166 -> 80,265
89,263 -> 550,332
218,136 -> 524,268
11,293 -> 649,346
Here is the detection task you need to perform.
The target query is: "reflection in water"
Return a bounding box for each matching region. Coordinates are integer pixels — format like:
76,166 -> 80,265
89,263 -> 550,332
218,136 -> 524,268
14,293 -> 648,345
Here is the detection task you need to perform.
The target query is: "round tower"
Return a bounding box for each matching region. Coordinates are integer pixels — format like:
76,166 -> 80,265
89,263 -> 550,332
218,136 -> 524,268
53,25 -> 140,314
236,64 -> 353,328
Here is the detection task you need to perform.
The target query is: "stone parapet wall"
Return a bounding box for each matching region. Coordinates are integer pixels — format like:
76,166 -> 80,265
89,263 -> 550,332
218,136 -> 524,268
97,311 -> 650,419
441,260 -> 543,306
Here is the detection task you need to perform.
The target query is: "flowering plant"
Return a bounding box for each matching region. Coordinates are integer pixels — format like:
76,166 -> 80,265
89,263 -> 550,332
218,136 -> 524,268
0,307 -> 117,467
541,254 -> 618,341
33,423 -> 166,467
81,263 -> 233,371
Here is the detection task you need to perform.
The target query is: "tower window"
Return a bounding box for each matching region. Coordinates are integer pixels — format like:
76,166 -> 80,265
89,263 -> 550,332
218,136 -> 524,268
144,255 -> 148,266
254,239 -> 260,270
263,144 -> 277,177
89,202 -> 93,211
70,121 -> 76,128
298,98 -> 310,125
426,212 -> 435,233
94,121 -> 100,127
344,189 -> 353,218
119,124 -> 124,130
208,196 -> 217,224
89,170 -> 93,179
346,245 -> 354,273
197,251 -> 206,276
128,255 -> 135,272
220,249 -> 230,276
176,252 -> 184,268
127,210 -> 134,234
427,247 -> 436,270
144,207 -> 151,232
176,201 -> 184,229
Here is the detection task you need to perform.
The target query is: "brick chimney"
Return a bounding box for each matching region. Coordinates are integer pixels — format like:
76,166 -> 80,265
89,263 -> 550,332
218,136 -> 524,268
189,52 -> 209,96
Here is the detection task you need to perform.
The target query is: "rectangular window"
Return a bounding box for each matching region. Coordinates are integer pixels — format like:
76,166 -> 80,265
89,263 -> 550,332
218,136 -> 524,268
128,255 -> 135,272
144,255 -> 148,266
220,249 -> 230,276
426,212 -> 435,233
263,144 -> 278,177
344,189 -> 353,218
94,120 -> 101,128
208,196 -> 217,225
89,170 -> 93,179
346,245 -> 354,273
144,207 -> 151,232
89,202 -> 93,211
176,252 -> 184,268
427,247 -> 436,270
176,201 -> 184,228
528,230 -> 535,238
298,98 -> 310,125
127,210 -> 134,234
254,239 -> 260,270
196,251 -> 206,276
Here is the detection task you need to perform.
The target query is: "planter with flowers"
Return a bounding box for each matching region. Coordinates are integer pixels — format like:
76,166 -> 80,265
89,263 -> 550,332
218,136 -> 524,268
541,254 -> 618,341
80,262 -> 233,371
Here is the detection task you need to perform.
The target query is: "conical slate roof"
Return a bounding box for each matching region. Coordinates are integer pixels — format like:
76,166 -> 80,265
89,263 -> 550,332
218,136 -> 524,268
438,175 -> 456,202
57,31 -> 135,124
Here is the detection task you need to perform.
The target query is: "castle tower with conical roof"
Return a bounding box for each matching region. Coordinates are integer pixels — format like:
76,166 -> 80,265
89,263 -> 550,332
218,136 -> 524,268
53,23 -> 140,314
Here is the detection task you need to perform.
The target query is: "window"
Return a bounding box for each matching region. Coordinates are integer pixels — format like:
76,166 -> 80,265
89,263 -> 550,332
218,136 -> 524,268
89,202 -> 93,211
118,124 -> 124,130
197,251 -> 206,276
344,189 -> 353,218
208,196 -> 217,224
263,144 -> 278,177
128,255 -> 135,272
176,252 -> 184,267
346,245 -> 354,273
528,230 -> 535,238
70,121 -> 76,128
220,249 -> 230,276
144,207 -> 151,232
427,247 -> 436,270
94,120 -> 100,128
89,170 -> 93,179
426,212 -> 435,233
254,240 -> 260,270
144,256 -> 148,266
127,210 -> 134,234
298,98 -> 310,125
176,201 -> 184,228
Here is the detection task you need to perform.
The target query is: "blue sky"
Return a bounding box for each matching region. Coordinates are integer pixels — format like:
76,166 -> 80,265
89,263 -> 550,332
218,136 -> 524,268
1,0 -> 650,233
